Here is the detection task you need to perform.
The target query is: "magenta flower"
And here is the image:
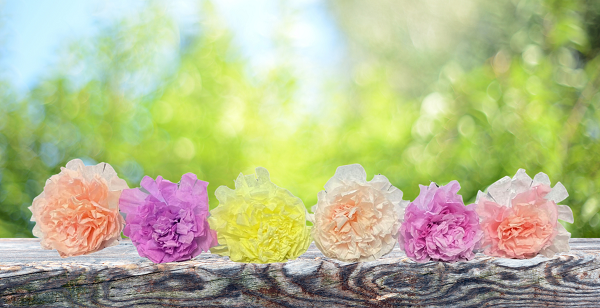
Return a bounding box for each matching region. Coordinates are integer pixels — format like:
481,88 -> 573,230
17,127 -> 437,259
119,173 -> 218,263
399,181 -> 482,262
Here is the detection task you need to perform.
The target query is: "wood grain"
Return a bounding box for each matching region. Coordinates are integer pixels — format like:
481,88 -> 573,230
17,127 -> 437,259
2,238 -> 600,307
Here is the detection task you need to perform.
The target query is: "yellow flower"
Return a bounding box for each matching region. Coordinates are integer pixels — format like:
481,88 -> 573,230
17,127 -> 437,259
208,167 -> 311,263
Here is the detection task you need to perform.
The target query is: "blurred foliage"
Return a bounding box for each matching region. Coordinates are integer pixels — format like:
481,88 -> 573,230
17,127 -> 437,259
329,0 -> 600,237
0,0 -> 599,238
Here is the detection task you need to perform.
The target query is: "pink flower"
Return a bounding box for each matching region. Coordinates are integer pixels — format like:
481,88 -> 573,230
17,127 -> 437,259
28,159 -> 128,257
120,173 -> 218,263
475,169 -> 573,259
309,164 -> 407,262
399,181 -> 482,262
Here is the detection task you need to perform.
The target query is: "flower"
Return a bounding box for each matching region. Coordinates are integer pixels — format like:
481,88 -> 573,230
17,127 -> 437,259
475,169 -> 573,259
28,159 -> 128,257
208,167 -> 311,263
399,181 -> 482,262
119,173 -> 217,263
309,164 -> 407,262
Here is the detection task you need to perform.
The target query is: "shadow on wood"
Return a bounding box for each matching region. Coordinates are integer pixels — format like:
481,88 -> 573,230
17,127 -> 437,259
1,239 -> 600,307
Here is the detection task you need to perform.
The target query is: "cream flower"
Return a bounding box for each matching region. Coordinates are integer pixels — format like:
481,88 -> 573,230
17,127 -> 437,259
309,164 -> 408,262
29,159 -> 128,257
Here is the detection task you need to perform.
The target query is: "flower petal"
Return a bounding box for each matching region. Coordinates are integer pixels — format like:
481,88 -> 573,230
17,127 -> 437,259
487,176 -> 512,206
545,182 -> 569,204
511,169 -> 533,196
539,223 -> 571,257
557,204 -> 574,223
532,172 -> 551,187
325,164 -> 367,192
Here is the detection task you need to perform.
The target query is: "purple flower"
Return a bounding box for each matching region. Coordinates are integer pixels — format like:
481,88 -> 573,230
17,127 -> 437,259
399,181 -> 482,262
119,173 -> 217,263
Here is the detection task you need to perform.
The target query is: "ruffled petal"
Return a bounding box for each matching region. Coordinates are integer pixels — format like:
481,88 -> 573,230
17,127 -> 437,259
487,176 -> 512,207
324,164 -> 367,192
557,204 -> 574,223
511,169 -> 534,196
532,172 -> 551,187
539,223 -> 571,257
546,182 -> 569,204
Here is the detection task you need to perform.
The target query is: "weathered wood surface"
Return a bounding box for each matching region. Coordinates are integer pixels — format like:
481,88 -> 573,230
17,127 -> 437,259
1,239 -> 600,307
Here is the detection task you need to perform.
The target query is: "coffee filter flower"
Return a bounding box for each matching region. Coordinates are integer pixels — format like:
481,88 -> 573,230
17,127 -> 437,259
309,164 -> 407,262
120,173 -> 218,263
29,159 -> 128,257
475,169 -> 573,258
208,167 -> 311,263
399,181 -> 482,262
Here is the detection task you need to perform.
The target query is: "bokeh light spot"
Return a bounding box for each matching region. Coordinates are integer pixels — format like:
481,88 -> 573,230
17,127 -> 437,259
39,142 -> 61,168
174,137 -> 195,161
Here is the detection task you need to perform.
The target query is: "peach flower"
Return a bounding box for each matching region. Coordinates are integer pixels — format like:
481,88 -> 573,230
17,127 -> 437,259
309,164 -> 408,262
475,169 -> 573,259
29,159 -> 128,257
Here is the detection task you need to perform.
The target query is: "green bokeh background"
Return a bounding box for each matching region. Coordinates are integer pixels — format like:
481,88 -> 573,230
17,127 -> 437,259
0,0 -> 599,238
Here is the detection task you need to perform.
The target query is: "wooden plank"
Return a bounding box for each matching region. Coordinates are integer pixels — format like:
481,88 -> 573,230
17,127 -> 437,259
1,239 -> 600,307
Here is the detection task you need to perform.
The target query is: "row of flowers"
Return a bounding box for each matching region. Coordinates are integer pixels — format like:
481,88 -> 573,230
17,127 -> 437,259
29,159 -> 573,264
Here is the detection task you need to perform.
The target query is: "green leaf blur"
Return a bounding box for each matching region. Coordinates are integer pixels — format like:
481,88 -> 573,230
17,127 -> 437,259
0,0 -> 599,238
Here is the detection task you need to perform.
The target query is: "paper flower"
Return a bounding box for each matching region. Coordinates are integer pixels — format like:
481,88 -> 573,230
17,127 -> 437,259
28,159 -> 128,257
208,167 -> 311,263
119,173 -> 217,263
399,181 -> 482,262
475,169 -> 573,259
309,164 -> 407,262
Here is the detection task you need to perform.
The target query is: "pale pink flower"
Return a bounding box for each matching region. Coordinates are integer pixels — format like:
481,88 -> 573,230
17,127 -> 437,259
29,159 -> 128,257
309,164 -> 408,262
475,169 -> 573,259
